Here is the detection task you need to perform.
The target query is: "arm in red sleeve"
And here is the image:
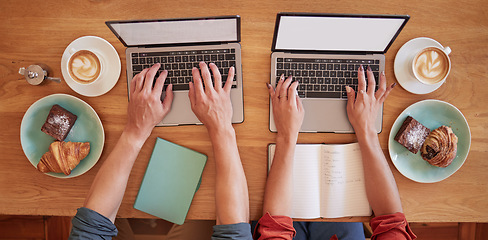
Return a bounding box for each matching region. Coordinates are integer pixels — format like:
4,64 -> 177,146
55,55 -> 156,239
370,212 -> 417,240
253,212 -> 296,240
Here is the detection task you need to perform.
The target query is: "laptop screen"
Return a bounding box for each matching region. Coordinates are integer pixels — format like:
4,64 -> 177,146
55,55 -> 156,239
272,13 -> 409,53
106,16 -> 240,47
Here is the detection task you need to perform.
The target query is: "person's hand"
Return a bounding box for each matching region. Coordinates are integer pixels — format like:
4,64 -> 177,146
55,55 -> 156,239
188,62 -> 234,135
125,63 -> 174,144
268,75 -> 305,141
345,65 -> 395,136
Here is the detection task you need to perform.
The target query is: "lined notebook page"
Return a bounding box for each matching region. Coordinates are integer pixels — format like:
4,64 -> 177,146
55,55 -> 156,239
320,143 -> 372,218
269,144 -> 321,218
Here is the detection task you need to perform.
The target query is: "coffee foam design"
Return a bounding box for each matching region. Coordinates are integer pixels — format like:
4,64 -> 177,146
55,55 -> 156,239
70,52 -> 100,83
414,49 -> 448,83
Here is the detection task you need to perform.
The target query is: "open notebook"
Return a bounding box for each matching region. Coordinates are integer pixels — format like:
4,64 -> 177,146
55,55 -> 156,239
268,142 -> 371,218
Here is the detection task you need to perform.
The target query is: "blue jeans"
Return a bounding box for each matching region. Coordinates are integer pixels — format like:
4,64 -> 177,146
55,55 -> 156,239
293,222 -> 365,240
251,220 -> 364,240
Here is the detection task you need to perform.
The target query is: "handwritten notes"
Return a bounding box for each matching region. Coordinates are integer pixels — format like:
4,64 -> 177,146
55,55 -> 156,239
322,145 -> 362,185
320,143 -> 371,218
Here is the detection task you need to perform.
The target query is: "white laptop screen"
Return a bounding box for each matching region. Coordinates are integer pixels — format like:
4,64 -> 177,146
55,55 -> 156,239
108,17 -> 239,47
274,14 -> 408,53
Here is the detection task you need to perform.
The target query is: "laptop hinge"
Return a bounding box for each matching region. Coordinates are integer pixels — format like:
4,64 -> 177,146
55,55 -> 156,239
136,41 -> 237,49
277,50 -> 381,55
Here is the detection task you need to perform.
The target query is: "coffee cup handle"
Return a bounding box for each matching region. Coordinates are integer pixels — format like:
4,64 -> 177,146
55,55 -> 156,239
444,46 -> 451,55
68,48 -> 77,55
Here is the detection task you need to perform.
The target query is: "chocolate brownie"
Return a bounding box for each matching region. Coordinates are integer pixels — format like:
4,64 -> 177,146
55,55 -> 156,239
41,104 -> 77,141
394,116 -> 430,154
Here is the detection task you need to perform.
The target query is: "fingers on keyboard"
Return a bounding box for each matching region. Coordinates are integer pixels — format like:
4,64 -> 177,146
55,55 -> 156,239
275,58 -> 380,99
131,49 -> 238,92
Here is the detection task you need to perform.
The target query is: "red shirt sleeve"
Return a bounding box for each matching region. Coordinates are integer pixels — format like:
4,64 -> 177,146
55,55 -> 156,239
370,212 -> 417,240
253,212 -> 296,240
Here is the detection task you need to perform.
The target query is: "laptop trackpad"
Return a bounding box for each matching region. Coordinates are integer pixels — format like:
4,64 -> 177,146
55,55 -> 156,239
160,91 -> 199,126
301,99 -> 353,133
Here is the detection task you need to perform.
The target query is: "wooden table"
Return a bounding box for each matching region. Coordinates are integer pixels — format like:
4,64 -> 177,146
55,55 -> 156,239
1,0 -> 487,223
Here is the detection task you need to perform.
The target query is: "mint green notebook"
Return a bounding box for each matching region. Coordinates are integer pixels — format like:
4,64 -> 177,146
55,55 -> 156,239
134,137 -> 207,225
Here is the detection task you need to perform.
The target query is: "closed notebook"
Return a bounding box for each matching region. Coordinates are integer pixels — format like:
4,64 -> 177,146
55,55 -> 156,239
134,137 -> 207,225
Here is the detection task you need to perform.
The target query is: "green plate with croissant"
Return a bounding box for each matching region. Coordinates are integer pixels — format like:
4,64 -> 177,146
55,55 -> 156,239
388,99 -> 471,183
20,94 -> 104,178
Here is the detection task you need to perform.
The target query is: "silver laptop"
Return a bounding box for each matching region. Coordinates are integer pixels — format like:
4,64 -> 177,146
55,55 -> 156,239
269,13 -> 409,133
106,16 -> 244,126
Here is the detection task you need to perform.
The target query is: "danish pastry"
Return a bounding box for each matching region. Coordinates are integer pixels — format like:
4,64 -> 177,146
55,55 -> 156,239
421,126 -> 458,168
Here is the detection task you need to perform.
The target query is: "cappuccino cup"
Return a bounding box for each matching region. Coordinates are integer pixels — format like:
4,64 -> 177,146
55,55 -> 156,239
411,46 -> 451,85
67,48 -> 103,85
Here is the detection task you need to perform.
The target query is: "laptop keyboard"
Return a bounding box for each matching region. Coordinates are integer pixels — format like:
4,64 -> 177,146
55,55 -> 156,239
131,49 -> 237,91
275,58 -> 380,99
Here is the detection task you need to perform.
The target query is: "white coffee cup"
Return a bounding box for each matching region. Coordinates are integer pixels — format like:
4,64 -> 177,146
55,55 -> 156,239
67,48 -> 104,85
411,46 -> 451,85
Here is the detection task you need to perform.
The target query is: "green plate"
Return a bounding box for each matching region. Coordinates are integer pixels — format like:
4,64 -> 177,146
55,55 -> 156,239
20,94 -> 104,178
388,99 -> 471,183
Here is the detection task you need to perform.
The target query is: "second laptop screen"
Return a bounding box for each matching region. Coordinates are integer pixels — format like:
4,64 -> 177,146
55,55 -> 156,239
275,15 -> 406,53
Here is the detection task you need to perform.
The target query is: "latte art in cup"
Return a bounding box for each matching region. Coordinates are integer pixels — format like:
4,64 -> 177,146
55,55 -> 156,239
413,47 -> 450,84
68,50 -> 101,84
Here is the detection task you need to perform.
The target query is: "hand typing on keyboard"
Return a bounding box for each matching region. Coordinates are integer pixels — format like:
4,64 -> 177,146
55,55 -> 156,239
267,74 -> 304,140
126,63 -> 174,144
345,66 -> 396,136
188,62 -> 235,134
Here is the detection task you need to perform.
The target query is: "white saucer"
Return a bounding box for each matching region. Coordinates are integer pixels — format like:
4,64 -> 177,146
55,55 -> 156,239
61,36 -> 121,97
394,37 -> 446,94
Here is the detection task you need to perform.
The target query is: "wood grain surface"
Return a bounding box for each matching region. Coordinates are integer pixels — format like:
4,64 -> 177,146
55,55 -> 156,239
0,0 -> 487,222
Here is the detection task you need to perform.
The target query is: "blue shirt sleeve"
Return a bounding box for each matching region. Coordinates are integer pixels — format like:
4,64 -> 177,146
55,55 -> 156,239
69,207 -> 118,240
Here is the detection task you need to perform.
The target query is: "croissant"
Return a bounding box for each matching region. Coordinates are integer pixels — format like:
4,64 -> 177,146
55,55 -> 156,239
37,141 -> 90,175
420,126 -> 458,168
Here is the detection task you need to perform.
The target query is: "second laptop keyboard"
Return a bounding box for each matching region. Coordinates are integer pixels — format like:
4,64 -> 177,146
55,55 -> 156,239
131,49 -> 237,91
275,58 -> 380,99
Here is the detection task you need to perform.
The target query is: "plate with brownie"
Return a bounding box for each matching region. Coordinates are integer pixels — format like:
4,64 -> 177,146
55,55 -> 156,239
388,99 -> 471,183
20,94 -> 104,178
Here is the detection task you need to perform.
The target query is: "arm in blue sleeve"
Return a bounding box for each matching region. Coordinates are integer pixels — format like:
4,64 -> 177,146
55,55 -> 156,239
69,207 -> 118,240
